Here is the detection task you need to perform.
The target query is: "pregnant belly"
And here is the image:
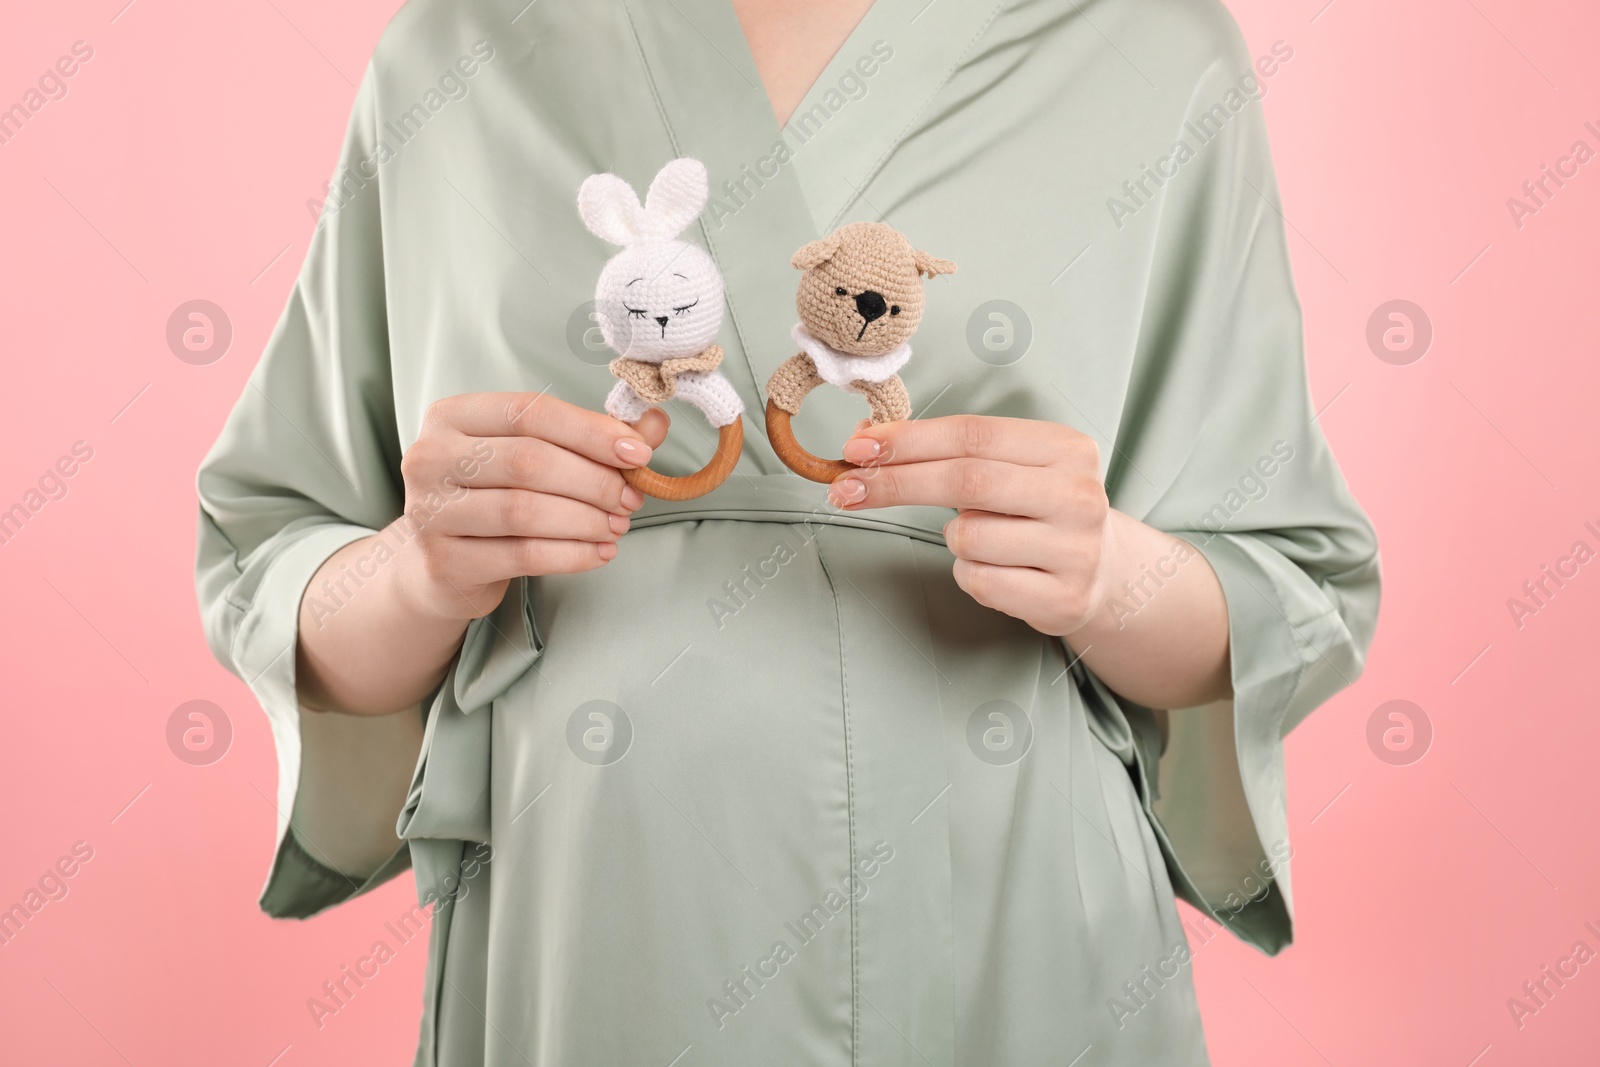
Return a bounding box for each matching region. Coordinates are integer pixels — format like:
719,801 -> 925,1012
416,519 -> 1194,1066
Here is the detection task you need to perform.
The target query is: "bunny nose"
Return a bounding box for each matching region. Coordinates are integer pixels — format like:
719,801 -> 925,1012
655,316 -> 669,327
854,291 -> 887,323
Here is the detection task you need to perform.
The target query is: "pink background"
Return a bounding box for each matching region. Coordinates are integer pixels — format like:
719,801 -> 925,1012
2,1 -> 1597,1063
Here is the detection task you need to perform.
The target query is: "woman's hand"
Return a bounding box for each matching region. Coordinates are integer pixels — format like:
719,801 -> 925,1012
297,392 -> 667,716
396,393 -> 668,621
829,414 -> 1232,709
832,415 -> 1110,635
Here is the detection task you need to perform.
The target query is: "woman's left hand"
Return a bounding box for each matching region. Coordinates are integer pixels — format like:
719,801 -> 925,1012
831,415 -> 1111,637
830,413 -> 1233,708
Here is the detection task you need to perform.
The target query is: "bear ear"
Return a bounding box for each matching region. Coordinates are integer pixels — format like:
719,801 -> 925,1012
791,233 -> 843,270
912,249 -> 957,278
578,172 -> 648,246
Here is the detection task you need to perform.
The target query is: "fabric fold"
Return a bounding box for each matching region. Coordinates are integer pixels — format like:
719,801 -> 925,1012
400,583 -> 532,904
1160,531 -> 1377,950
199,516 -> 384,918
453,575 -> 544,714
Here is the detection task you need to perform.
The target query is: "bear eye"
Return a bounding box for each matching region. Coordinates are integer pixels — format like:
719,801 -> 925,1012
624,305 -> 648,319
834,287 -> 848,296
890,305 -> 901,315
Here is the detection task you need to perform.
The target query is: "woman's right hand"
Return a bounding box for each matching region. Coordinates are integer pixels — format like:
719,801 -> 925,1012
395,392 -> 669,622
297,392 -> 669,716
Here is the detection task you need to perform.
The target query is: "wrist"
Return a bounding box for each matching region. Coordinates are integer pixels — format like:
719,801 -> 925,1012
1070,510 -> 1128,633
385,523 -> 479,628
1065,509 -> 1151,642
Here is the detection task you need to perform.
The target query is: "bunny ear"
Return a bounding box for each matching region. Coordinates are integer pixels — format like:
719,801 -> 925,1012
578,172 -> 648,246
640,158 -> 708,240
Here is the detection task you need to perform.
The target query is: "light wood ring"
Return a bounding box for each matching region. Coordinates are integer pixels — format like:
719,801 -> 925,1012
621,419 -> 743,501
765,380 -> 860,484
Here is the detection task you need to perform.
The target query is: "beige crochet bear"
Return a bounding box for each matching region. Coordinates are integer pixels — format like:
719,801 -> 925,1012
767,221 -> 956,426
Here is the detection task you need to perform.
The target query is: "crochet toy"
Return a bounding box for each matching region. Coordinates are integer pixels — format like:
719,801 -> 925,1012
765,221 -> 956,483
578,158 -> 744,500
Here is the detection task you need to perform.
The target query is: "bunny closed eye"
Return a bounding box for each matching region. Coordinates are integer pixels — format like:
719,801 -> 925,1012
599,250 -> 722,359
576,156 -> 745,499
621,295 -> 700,337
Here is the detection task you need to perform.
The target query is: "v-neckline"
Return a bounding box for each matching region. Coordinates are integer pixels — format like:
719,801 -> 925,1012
627,0 -> 1004,231
763,0 -> 1004,233
618,0 -> 1000,456
733,1 -> 882,132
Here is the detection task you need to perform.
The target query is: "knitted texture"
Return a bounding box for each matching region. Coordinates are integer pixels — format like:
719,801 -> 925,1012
772,324 -> 913,425
791,221 -> 956,358
578,158 -> 745,428
855,375 -> 912,424
791,322 -> 910,387
610,345 -> 724,404
605,349 -> 743,428
767,353 -> 909,425
767,352 -> 824,415
765,221 -> 954,434
592,241 -> 724,364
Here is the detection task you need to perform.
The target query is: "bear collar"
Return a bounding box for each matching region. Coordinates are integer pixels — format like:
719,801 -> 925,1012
791,323 -> 911,390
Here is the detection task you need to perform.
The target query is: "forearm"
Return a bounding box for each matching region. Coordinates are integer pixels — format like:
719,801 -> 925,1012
296,524 -> 471,716
1067,509 -> 1232,709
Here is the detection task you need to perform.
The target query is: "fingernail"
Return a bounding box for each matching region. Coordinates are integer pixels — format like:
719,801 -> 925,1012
598,542 -> 618,561
615,439 -> 652,466
621,486 -> 645,510
841,437 -> 881,464
608,514 -> 630,536
830,478 -> 867,506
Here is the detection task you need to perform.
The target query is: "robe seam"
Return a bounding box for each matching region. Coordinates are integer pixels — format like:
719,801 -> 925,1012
812,533 -> 860,1064
630,509 -> 951,547
907,540 -> 961,1052
698,217 -> 769,419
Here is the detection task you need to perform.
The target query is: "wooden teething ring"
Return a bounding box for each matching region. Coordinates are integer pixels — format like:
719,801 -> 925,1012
764,378 -> 860,484
621,419 -> 744,501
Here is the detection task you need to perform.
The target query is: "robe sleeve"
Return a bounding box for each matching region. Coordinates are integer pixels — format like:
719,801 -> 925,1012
1100,35 -> 1381,953
194,65 -> 420,918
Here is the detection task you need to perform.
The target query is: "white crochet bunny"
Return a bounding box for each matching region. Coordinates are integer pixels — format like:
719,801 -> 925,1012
578,159 -> 744,428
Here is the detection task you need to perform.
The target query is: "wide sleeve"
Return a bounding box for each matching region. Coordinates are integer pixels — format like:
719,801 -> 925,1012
194,64 -> 420,918
1100,33 -> 1381,953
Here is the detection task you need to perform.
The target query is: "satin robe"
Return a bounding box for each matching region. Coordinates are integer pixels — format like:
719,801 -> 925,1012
195,0 -> 1380,1063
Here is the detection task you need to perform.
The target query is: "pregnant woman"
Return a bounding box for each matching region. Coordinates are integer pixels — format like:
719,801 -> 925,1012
195,0 -> 1380,1063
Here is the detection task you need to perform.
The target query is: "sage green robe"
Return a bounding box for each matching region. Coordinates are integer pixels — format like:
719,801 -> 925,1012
195,0 -> 1380,1063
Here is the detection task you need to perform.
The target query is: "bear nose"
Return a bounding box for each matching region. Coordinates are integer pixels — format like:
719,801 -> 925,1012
655,316 -> 669,327
854,290 -> 887,323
